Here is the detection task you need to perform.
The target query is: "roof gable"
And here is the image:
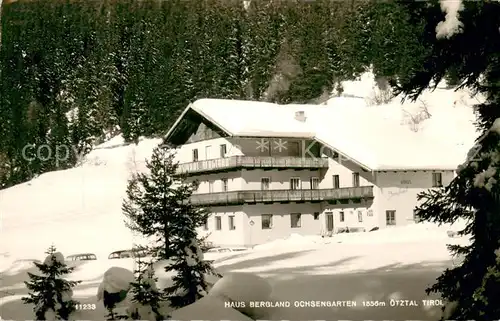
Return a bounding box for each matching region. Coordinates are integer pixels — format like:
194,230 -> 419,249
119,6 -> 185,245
164,105 -> 231,146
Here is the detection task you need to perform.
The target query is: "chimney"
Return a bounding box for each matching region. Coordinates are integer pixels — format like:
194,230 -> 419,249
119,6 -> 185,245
295,110 -> 306,122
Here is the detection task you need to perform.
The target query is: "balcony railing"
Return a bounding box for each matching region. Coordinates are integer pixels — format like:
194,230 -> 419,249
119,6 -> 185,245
190,186 -> 374,206
177,156 -> 328,176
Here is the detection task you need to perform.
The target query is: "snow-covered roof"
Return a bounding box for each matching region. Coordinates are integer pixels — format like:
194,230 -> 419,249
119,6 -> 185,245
168,97 -> 469,171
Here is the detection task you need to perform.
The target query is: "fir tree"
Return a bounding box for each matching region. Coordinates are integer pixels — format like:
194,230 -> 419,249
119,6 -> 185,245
22,245 -> 81,320
122,145 -> 219,310
128,251 -> 164,321
394,1 -> 500,319
165,237 -> 215,308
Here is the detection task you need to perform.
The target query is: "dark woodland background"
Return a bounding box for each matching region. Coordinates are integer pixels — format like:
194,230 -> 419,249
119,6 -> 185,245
0,0 -> 461,188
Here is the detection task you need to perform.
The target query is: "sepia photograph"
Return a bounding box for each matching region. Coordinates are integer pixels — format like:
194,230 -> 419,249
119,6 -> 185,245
1,0 -> 500,320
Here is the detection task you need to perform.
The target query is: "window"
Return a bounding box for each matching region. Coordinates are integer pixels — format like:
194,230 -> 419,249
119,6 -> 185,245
261,177 -> 270,190
313,212 -> 320,220
228,215 -> 235,230
215,216 -> 222,230
192,149 -> 198,162
333,175 -> 340,189
339,211 -> 345,222
432,172 -> 442,187
209,181 -> 214,193
367,209 -> 373,216
352,172 -> 360,187
291,213 -> 301,228
290,177 -> 300,190
413,209 -> 421,222
310,177 -> 319,189
386,210 -> 396,226
358,210 -> 363,222
261,214 -> 272,229
220,144 -> 227,158
203,218 -> 209,230
221,178 -> 228,192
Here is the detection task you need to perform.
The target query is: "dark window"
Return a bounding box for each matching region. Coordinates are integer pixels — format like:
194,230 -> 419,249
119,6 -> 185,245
386,210 -> 396,226
358,211 -> 363,222
352,172 -> 360,187
220,144 -> 227,158
291,213 -> 301,228
290,177 -> 300,190
261,214 -> 272,229
261,177 -> 270,190
229,216 -> 235,230
432,173 -> 442,187
339,211 -> 345,222
313,212 -> 320,220
192,149 -> 198,162
333,175 -> 340,189
215,216 -> 222,230
310,177 -> 319,189
413,209 -> 421,222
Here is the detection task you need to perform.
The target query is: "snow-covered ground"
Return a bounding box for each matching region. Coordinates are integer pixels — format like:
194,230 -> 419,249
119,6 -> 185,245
0,226 -> 470,320
0,72 -> 479,320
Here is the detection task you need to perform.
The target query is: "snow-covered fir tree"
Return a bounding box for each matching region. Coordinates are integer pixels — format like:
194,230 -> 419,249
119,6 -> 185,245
22,246 -> 80,321
127,251 -> 164,321
122,145 -> 220,310
397,1 -> 500,319
165,237 -> 215,309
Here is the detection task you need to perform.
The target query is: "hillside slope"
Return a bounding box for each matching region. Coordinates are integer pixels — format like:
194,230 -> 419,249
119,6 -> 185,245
0,73 -> 480,261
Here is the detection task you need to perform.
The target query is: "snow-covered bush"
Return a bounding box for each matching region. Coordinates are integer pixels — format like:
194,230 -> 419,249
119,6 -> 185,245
209,272 -> 273,319
168,272 -> 272,321
22,246 -> 81,320
96,267 -> 135,320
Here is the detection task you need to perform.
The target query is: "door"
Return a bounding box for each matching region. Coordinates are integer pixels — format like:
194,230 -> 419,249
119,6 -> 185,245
326,212 -> 334,232
205,145 -> 211,160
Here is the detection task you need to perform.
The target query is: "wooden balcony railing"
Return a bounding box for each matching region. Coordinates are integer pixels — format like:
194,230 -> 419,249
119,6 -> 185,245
176,156 -> 328,176
189,186 -> 374,206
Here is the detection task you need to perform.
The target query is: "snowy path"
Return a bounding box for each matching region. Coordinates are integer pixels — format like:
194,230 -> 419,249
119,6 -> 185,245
0,237 -> 466,320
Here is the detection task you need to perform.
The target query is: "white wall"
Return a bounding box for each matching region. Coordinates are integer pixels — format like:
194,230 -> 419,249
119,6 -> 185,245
189,172 -> 244,194
320,203 -> 378,232
373,170 -> 455,227
319,156 -> 375,189
197,206 -> 245,247
241,169 -> 322,190
242,203 -> 323,246
174,137 -> 243,163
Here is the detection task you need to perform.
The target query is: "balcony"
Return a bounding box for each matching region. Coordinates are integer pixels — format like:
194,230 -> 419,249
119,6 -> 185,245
190,186 -> 374,206
176,156 -> 329,176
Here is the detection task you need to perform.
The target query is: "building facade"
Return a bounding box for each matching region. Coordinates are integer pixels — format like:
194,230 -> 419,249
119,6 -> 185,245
164,100 -> 456,247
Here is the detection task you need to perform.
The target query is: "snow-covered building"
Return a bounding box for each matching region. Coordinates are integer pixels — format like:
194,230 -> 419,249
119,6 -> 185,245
163,98 -> 464,247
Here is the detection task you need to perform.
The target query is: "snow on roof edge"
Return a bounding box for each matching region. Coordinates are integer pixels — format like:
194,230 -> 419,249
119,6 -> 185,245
189,104 -> 235,136
167,98 -> 467,172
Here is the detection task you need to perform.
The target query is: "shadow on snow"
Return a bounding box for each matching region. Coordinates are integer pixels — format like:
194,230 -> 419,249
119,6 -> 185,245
0,249 -> 451,321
